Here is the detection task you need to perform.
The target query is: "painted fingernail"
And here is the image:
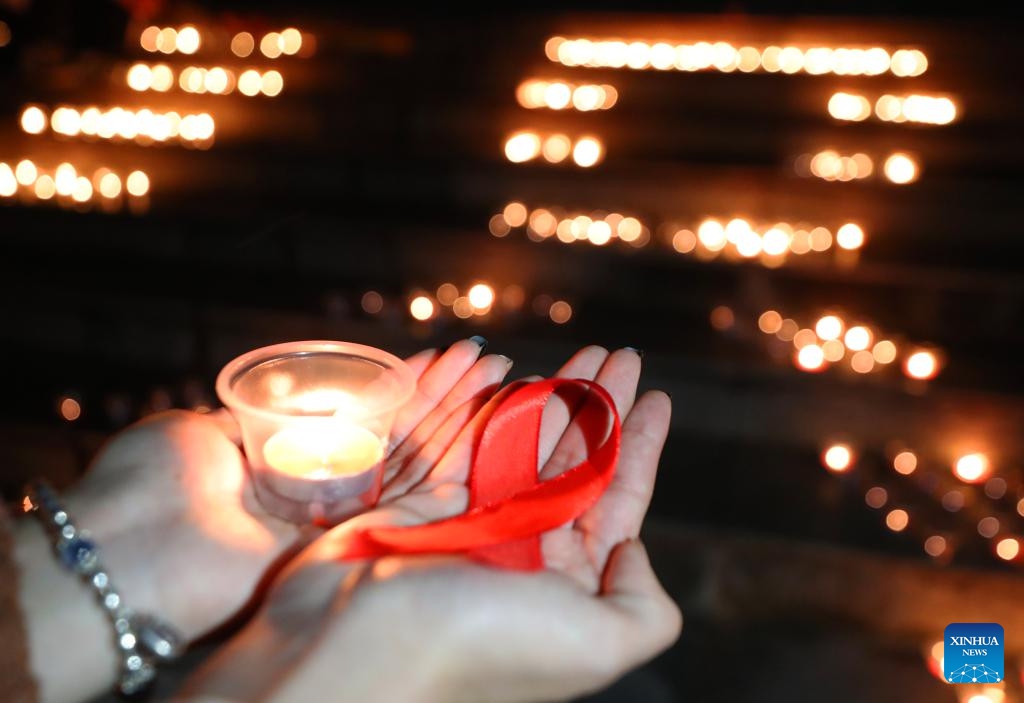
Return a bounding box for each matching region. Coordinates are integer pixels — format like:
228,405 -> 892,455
469,335 -> 489,352
625,346 -> 645,359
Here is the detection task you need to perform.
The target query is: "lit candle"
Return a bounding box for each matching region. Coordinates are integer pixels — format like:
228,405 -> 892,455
217,340 -> 416,524
261,418 -> 384,501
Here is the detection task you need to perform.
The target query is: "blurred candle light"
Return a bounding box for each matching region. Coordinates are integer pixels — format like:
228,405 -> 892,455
885,509 -> 909,532
126,170 -> 150,197
995,537 -> 1020,561
796,344 -> 826,371
828,92 -> 871,121
924,535 -> 947,558
20,106 -> 46,134
850,350 -> 875,373
468,283 -> 495,310
865,486 -> 888,508
361,291 -> 384,314
59,397 -> 81,421
549,300 -> 573,324
0,163 -> 15,197
409,296 -> 435,321
505,132 -> 542,163
436,283 -> 459,306
872,340 -> 897,364
836,223 -> 865,250
542,134 -> 572,163
904,350 -> 939,380
758,310 -> 783,334
231,32 -> 255,57
15,159 -> 37,186
977,516 -> 1000,538
844,325 -> 872,351
954,453 -> 990,483
815,315 -> 844,341
884,153 -> 919,184
572,136 -> 603,167
709,305 -> 734,331
822,443 -> 853,472
175,26 -> 200,54
893,451 -> 918,475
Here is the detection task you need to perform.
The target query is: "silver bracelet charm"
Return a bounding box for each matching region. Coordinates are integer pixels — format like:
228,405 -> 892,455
23,479 -> 185,695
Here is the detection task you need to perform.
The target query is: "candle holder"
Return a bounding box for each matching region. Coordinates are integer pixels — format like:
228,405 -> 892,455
216,341 -> 416,524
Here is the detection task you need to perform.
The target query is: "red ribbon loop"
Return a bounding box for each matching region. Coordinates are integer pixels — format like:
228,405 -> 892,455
338,378 -> 622,570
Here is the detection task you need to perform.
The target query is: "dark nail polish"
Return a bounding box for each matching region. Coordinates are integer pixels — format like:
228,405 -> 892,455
625,346 -> 645,359
469,335 -> 489,352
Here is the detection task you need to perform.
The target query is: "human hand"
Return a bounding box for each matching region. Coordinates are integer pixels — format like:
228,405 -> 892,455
17,338 -> 511,703
182,347 -> 681,703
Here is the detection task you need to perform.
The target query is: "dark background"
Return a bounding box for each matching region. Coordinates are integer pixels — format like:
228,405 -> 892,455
2,2 -> 1022,701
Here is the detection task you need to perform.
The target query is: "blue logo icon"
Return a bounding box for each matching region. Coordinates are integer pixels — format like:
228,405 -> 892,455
944,623 -> 1004,684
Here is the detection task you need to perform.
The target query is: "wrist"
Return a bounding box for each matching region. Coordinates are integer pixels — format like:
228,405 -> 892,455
14,516 -> 120,703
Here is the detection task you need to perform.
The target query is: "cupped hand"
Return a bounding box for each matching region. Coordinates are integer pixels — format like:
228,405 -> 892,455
182,347 -> 681,703
64,338 -> 511,642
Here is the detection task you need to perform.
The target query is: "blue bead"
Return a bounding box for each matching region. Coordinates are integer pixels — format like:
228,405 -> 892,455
58,537 -> 97,571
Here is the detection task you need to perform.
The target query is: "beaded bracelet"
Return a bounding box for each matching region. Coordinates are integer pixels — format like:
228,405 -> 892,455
23,480 -> 184,695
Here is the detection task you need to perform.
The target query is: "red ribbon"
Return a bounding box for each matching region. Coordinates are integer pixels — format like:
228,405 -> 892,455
338,378 -> 622,570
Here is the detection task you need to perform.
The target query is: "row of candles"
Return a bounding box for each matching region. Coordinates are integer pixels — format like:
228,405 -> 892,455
20,104 -> 215,145
139,25 -> 312,60
828,91 -> 958,124
796,150 -> 919,184
127,63 -> 284,97
545,37 -> 928,77
361,283 -> 574,325
0,160 -> 149,205
492,201 -> 865,266
747,307 -> 941,379
9,20 -> 311,209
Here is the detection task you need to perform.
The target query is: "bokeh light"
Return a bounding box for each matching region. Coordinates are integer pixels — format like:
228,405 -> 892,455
822,443 -> 853,472
59,397 -> 81,421
995,537 -> 1020,561
893,451 -> 917,475
409,295 -> 436,321
884,153 -> 919,184
904,350 -> 939,380
954,452 -> 990,483
885,509 -> 909,532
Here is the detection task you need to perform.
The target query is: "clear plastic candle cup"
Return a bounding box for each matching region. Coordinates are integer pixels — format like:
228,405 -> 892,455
216,341 -> 416,524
